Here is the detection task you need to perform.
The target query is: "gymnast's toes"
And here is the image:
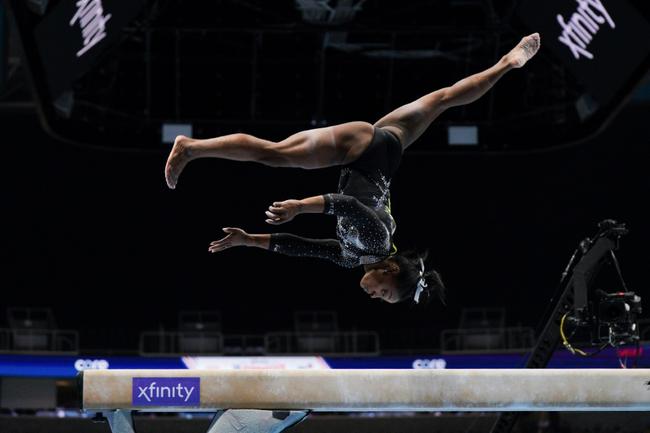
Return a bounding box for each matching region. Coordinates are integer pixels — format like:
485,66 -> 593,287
507,32 -> 541,68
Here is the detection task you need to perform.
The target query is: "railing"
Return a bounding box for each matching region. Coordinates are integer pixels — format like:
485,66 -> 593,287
222,334 -> 266,355
0,328 -> 79,354
265,331 -> 380,355
139,331 -> 380,356
139,331 -> 224,356
440,327 -> 535,354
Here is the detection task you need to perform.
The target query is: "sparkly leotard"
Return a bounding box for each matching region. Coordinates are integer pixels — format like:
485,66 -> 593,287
269,126 -> 403,268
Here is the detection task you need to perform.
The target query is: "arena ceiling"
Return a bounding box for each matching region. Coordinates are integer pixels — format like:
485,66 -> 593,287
3,0 -> 650,152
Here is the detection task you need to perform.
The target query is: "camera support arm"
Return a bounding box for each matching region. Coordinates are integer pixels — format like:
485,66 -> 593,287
489,220 -> 628,433
572,236 -> 618,315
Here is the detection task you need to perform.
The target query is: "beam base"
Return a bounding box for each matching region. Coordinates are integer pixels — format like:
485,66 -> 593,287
207,410 -> 309,433
101,409 -> 309,433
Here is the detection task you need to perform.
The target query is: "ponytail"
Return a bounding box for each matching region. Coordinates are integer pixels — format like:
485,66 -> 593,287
392,250 -> 446,306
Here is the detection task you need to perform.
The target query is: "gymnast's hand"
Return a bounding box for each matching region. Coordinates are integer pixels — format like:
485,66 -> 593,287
265,200 -> 302,225
209,227 -> 252,253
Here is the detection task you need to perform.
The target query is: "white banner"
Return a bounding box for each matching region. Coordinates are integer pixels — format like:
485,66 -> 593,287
181,356 -> 331,370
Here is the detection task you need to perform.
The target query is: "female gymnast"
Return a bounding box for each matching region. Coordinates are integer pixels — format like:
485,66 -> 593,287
165,33 -> 541,305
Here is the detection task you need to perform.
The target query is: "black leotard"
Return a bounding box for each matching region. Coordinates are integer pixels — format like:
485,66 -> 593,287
269,126 -> 403,268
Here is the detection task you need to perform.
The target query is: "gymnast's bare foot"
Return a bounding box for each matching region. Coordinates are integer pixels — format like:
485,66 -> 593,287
505,33 -> 541,69
165,135 -> 193,189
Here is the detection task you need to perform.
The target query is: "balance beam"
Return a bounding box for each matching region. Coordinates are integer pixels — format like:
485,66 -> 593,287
81,369 -> 650,433
82,368 -> 650,412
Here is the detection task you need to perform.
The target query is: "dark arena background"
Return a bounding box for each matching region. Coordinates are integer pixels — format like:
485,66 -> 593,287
1,1 -> 650,432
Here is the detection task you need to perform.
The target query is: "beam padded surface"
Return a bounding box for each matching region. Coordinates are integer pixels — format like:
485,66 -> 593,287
82,369 -> 650,412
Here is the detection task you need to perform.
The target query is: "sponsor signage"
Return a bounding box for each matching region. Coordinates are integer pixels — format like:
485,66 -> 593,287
517,0 -> 650,106
132,377 -> 200,406
31,0 -> 145,98
181,356 -> 330,370
0,347 -> 647,378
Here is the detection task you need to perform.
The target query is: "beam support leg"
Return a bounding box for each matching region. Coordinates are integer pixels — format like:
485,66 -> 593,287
105,410 -> 136,433
206,410 -> 309,433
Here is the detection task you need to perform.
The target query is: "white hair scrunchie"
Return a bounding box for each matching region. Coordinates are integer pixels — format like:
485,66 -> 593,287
413,257 -> 428,303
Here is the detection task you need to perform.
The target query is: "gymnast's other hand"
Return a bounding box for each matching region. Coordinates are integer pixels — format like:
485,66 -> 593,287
209,227 -> 252,252
265,200 -> 302,225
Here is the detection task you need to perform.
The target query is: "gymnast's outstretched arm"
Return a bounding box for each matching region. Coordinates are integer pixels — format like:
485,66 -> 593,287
209,194 -> 387,267
208,228 -> 348,267
264,196 -> 326,225
265,194 -> 386,229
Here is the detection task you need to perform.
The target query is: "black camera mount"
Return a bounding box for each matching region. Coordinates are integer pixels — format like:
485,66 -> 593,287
490,219 -> 642,433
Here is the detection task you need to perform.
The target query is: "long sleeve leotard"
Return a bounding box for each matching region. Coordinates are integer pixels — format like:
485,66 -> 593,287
269,126 -> 403,268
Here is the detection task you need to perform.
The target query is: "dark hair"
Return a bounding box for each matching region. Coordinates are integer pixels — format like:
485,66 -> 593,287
392,250 -> 446,305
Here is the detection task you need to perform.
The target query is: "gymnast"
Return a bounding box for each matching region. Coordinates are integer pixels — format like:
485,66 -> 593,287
164,33 -> 541,305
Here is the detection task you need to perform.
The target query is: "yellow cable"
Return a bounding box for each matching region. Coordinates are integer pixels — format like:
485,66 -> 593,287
560,313 -> 588,356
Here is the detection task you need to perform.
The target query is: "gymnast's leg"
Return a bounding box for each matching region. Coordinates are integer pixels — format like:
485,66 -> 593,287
374,33 -> 541,149
164,121 -> 374,189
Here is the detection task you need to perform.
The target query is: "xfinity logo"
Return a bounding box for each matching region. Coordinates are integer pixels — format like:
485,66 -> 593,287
557,0 -> 615,60
136,383 -> 196,402
132,378 -> 200,406
69,0 -> 112,58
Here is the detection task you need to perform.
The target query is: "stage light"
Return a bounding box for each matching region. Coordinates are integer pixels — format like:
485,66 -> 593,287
162,123 -> 193,144
448,126 -> 478,146
53,90 -> 74,118
575,93 -> 599,121
25,0 -> 48,15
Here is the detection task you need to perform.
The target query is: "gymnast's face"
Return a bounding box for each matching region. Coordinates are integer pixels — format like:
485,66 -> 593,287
360,262 -> 400,303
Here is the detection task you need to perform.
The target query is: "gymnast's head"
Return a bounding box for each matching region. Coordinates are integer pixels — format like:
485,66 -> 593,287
360,250 -> 446,305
